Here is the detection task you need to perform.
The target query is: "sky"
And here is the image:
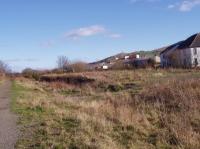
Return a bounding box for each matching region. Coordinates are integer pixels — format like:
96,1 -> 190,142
0,0 -> 200,72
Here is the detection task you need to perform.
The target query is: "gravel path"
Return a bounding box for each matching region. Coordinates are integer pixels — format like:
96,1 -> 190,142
0,80 -> 19,149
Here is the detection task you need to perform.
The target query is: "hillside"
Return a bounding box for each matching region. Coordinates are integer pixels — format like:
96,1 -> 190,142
89,48 -> 164,67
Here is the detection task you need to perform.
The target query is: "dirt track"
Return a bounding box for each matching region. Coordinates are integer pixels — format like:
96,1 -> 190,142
0,80 -> 19,149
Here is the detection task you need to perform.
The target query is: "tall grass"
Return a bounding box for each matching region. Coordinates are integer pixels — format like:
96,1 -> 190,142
12,70 -> 200,149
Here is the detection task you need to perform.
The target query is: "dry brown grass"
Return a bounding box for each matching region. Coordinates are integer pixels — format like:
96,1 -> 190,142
140,79 -> 200,148
12,69 -> 200,149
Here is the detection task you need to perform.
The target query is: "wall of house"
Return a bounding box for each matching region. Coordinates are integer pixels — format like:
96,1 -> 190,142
160,45 -> 179,67
179,48 -> 192,68
161,47 -> 200,68
160,54 -> 165,67
190,47 -> 200,67
154,56 -> 161,63
164,48 -> 192,68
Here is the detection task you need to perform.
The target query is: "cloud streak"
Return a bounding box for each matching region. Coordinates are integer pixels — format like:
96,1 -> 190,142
179,0 -> 200,11
65,25 -> 106,40
130,0 -> 200,12
109,33 -> 122,38
5,59 -> 39,63
64,25 -> 121,40
168,0 -> 200,12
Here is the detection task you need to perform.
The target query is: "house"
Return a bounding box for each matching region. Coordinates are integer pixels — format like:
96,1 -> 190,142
160,33 -> 200,68
115,57 -> 119,60
124,55 -> 130,60
102,65 -> 109,70
154,55 -> 161,64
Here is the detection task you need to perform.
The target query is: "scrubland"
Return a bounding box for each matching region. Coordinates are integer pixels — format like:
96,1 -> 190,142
11,69 -> 200,149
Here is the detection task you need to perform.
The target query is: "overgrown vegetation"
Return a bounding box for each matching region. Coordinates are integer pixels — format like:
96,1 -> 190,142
12,69 -> 200,149
0,60 -> 10,74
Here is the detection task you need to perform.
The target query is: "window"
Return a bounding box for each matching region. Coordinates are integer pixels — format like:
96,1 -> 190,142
194,58 -> 198,66
194,48 -> 197,55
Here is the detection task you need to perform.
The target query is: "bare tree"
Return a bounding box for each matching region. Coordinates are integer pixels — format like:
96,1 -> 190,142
0,60 -> 10,74
57,56 -> 69,71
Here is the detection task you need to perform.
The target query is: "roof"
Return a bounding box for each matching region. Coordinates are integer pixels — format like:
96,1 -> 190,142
191,33 -> 200,47
160,41 -> 183,55
160,33 -> 200,55
178,33 -> 200,49
154,46 -> 168,54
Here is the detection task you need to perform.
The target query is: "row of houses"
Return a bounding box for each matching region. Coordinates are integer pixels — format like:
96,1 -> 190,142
91,53 -> 141,70
90,33 -> 200,70
102,54 -> 142,70
97,54 -> 161,70
160,33 -> 200,68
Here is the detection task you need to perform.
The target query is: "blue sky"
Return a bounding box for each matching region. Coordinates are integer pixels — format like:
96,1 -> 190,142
0,0 -> 200,72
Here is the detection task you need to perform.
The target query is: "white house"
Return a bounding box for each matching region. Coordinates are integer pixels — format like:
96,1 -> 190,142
102,65 -> 109,70
154,55 -> 161,64
124,55 -> 130,60
160,33 -> 200,68
115,57 -> 119,60
136,54 -> 140,59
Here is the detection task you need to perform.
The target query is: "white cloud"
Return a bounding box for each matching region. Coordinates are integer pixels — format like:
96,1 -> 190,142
109,34 -> 122,38
130,0 -> 200,12
64,25 -> 122,40
179,0 -> 200,11
168,0 -> 200,12
65,25 -> 106,39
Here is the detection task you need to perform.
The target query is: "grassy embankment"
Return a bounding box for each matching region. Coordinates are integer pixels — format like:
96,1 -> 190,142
11,69 -> 200,149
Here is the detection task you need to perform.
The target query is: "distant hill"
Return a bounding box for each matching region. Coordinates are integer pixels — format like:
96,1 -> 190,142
90,48 -> 164,66
90,52 -> 128,65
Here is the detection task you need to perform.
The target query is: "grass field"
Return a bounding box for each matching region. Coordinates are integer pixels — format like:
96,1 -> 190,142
12,69 -> 200,149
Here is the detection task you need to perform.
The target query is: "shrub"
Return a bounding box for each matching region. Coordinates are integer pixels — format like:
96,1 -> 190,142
22,68 -> 41,81
111,61 -> 133,70
40,75 -> 95,86
68,62 -> 89,72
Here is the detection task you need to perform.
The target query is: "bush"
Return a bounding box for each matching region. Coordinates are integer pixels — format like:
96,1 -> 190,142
111,61 -> 133,70
22,68 -> 41,81
68,62 -> 89,72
